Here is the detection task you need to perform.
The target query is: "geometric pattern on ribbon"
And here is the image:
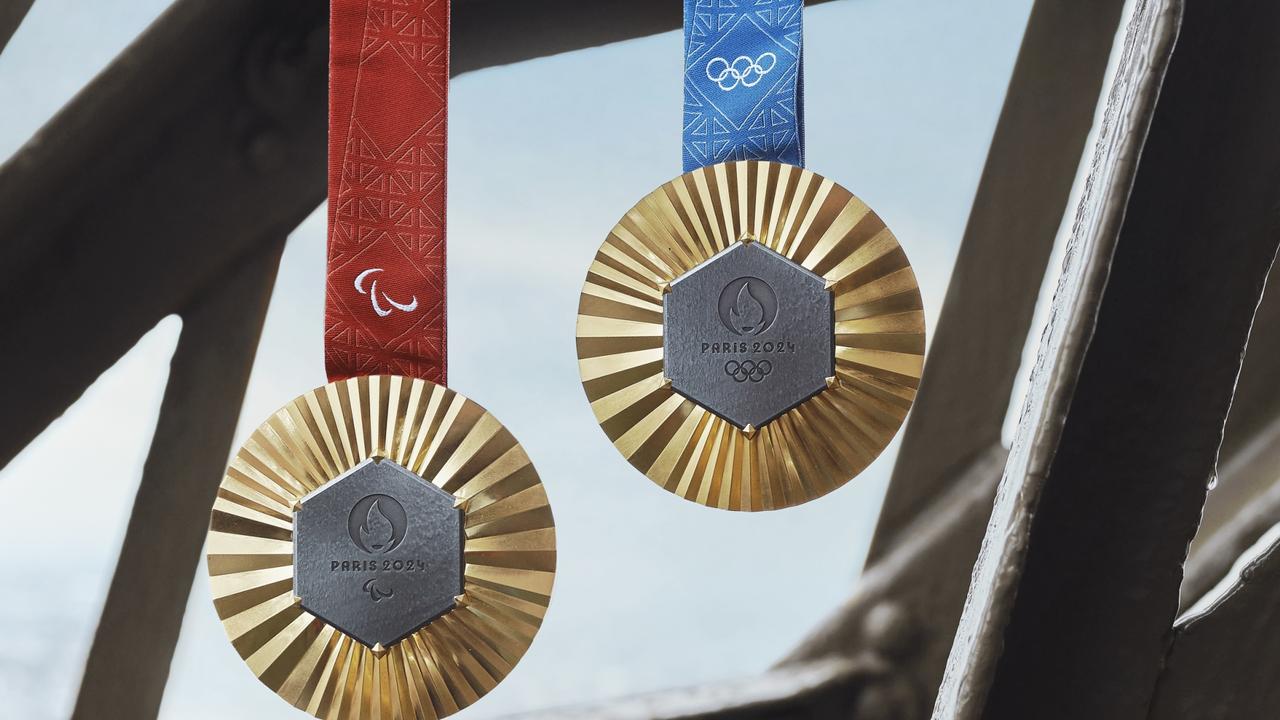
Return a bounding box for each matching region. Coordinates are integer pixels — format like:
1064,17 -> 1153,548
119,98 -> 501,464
683,0 -> 804,171
326,0 -> 449,383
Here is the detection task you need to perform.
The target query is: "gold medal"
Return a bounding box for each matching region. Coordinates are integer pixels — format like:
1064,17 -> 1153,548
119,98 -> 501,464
576,160 -> 925,510
207,376 -> 554,718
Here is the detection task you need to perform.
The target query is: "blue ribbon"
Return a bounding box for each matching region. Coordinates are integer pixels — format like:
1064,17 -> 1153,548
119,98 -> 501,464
683,0 -> 805,172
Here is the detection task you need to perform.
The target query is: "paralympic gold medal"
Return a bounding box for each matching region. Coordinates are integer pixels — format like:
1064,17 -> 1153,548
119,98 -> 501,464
207,376 -> 555,718
576,161 -> 925,510
207,1 -> 555,716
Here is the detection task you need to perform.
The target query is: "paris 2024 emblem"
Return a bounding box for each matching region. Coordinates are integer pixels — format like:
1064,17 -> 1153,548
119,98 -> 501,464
663,241 -> 834,429
348,494 -> 408,554
293,458 -> 463,648
718,276 -> 778,336
348,494 -> 409,601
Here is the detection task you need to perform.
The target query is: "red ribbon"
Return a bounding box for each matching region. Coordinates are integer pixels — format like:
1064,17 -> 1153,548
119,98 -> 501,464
326,0 -> 449,383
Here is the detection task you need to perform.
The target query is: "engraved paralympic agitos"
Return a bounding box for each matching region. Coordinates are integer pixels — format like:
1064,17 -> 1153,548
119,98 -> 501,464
363,578 -> 395,602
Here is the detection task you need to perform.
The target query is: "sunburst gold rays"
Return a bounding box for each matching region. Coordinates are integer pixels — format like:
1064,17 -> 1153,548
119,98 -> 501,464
576,160 -> 925,511
207,376 -> 555,719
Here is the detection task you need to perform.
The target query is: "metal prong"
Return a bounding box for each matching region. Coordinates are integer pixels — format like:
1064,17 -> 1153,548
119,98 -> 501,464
739,232 -> 757,245
291,498 -> 304,513
660,282 -> 672,295
661,376 -> 674,390
824,279 -> 836,292
371,642 -> 388,657
291,595 -> 303,607
742,424 -> 758,439
826,376 -> 840,390
454,592 -> 467,607
453,495 -> 469,511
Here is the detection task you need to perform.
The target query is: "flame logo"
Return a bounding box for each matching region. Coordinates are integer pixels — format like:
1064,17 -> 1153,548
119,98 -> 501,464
347,494 -> 407,554
360,500 -> 395,552
718,277 -> 778,336
730,283 -> 767,334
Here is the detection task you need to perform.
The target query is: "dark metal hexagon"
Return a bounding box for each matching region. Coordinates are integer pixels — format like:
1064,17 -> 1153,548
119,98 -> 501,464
294,458 -> 463,648
664,242 -> 834,429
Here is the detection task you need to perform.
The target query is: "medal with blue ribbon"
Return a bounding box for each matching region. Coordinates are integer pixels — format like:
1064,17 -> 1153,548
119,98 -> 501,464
683,0 -> 803,170
577,0 -> 926,511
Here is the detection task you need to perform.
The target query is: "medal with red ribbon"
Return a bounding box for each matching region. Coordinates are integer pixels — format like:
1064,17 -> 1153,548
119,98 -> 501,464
575,0 -> 927,511
325,0 -> 448,383
207,2 -> 555,717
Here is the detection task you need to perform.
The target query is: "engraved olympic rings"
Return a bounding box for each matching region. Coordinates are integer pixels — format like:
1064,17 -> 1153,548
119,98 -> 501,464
725,359 -> 773,383
705,52 -> 778,91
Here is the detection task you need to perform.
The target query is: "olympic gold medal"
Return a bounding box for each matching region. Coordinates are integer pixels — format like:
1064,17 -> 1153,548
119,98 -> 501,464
207,376 -> 555,719
576,160 -> 925,510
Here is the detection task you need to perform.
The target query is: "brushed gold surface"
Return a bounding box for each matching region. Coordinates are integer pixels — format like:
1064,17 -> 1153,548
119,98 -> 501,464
576,160 -> 925,511
207,376 -> 555,719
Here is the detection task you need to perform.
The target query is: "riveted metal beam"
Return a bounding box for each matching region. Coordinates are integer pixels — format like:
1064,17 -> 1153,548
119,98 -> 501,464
935,0 -> 1181,715
868,0 -> 1131,563
1151,537 -> 1280,719
0,0 -> 328,469
0,0 -> 33,55
72,239 -> 283,720
1182,266 -> 1280,606
937,0 -> 1280,716
782,0 -> 1131,712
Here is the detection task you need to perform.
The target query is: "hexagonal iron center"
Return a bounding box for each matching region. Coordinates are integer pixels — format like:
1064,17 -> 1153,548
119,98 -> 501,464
664,242 -> 834,429
293,457 -> 463,649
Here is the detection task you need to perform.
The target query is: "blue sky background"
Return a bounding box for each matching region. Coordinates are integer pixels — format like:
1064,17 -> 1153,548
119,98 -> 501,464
0,0 -> 1104,717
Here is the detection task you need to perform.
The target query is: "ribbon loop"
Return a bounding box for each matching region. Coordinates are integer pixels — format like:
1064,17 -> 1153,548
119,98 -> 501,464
683,0 -> 805,171
326,0 -> 449,383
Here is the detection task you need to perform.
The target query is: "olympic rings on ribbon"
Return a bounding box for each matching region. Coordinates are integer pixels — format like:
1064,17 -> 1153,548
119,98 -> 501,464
724,359 -> 773,383
705,52 -> 778,91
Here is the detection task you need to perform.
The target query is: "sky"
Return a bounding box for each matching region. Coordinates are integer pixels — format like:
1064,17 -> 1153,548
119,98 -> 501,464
0,0 -> 1055,717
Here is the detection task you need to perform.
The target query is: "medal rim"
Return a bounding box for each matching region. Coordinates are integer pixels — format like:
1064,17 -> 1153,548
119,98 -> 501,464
207,375 -> 555,719
575,159 -> 926,511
